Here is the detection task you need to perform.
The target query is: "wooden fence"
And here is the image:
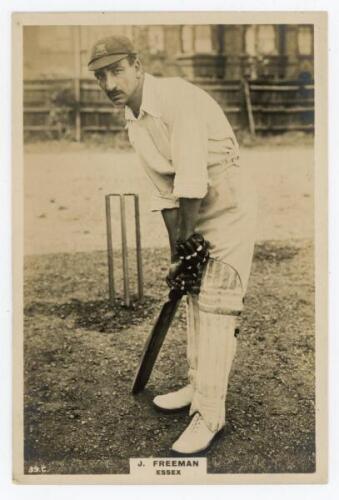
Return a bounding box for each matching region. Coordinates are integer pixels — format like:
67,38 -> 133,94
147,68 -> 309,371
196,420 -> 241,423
244,80 -> 314,134
23,78 -> 314,140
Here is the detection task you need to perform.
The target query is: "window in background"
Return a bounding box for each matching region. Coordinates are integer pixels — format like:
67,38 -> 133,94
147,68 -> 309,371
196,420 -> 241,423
297,25 -> 313,56
181,25 -> 212,53
245,25 -> 277,56
181,25 -> 195,53
245,25 -> 256,56
194,25 -> 212,53
148,26 -> 165,54
257,25 -> 277,55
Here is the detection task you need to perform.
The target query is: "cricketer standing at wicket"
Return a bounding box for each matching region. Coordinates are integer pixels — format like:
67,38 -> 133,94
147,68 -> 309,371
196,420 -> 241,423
88,35 -> 257,455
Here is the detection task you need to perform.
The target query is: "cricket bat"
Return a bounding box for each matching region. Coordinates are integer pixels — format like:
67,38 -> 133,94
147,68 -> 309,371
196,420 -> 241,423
131,288 -> 184,394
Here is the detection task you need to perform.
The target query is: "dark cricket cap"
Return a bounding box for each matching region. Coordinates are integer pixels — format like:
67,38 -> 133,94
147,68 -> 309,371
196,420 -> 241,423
88,35 -> 136,71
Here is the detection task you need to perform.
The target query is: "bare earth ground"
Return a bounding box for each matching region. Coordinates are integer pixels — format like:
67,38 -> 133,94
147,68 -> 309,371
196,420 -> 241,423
23,144 -> 315,475
24,241 -> 314,474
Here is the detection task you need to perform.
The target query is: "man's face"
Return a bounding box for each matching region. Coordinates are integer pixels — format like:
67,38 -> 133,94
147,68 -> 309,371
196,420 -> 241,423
94,57 -> 141,107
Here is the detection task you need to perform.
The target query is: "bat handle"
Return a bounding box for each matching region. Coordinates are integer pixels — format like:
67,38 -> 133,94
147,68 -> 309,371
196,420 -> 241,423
168,288 -> 184,301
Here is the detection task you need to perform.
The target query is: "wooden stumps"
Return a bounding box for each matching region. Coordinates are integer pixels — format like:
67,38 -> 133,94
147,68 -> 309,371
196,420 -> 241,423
105,193 -> 144,307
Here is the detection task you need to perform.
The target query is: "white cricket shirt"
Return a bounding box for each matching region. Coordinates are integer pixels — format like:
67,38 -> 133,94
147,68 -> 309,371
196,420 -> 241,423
125,73 -> 240,211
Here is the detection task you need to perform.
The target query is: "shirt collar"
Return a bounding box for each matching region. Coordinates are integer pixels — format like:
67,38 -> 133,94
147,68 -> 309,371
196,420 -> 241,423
124,73 -> 161,122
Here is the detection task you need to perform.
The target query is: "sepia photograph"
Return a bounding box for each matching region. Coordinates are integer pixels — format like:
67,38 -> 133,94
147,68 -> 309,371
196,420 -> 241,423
12,11 -> 327,485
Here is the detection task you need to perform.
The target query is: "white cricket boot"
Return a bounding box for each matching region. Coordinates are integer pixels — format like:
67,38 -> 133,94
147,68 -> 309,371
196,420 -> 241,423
171,412 -> 222,455
153,384 -> 193,412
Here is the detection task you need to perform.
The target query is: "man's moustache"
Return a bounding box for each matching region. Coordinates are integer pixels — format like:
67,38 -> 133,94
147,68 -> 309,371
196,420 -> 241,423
107,91 -> 124,100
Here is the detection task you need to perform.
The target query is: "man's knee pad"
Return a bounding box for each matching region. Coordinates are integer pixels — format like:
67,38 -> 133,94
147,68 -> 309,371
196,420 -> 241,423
198,258 -> 244,319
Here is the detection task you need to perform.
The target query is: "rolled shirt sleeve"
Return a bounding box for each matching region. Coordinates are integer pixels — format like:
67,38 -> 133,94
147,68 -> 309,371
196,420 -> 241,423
170,84 -> 209,199
150,192 -> 179,212
136,155 -> 179,212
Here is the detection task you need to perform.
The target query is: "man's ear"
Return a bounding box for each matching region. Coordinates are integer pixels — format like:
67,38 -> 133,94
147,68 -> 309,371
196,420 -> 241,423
135,58 -> 143,78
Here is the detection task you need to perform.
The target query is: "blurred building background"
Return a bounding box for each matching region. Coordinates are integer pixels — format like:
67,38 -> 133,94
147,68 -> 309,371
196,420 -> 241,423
23,24 -> 314,140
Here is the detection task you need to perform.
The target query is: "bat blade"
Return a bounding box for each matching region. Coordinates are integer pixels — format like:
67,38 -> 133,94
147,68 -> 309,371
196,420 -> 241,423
131,289 -> 183,394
